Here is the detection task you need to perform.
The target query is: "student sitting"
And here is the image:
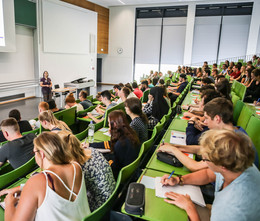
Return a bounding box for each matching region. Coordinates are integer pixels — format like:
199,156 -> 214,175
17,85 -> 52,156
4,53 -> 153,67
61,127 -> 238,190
79,90 -> 93,109
168,74 -> 188,104
65,93 -> 84,112
244,68 -> 260,103
161,130 -> 260,221
132,82 -> 143,99
39,110 -> 71,133
158,97 -> 259,172
88,90 -> 116,123
88,110 -> 140,178
0,118 -> 35,169
143,87 -> 169,129
38,101 -> 49,113
0,109 -> 32,142
58,131 -> 115,212
140,80 -> 149,92
0,132 -> 91,221
47,99 -> 64,113
125,97 -> 148,143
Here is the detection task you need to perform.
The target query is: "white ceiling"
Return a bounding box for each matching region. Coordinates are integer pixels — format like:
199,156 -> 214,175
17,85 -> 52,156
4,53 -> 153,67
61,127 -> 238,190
87,0 -> 209,8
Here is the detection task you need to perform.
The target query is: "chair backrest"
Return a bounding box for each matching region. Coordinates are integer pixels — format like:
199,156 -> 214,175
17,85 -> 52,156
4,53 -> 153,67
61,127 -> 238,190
103,102 -> 125,127
233,100 -> 244,124
54,106 -> 77,127
75,127 -> 89,141
22,128 -> 40,136
237,105 -> 254,129
0,157 -> 36,189
231,94 -> 240,108
143,131 -> 156,153
155,116 -> 166,134
120,145 -> 144,184
245,116 -> 260,166
82,172 -> 122,221
87,95 -> 93,102
237,83 -> 246,101
77,105 -> 97,117
140,89 -> 150,103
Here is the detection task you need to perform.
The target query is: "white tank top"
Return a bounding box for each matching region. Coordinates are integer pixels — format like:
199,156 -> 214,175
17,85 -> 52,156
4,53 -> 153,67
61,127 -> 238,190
35,163 -> 90,221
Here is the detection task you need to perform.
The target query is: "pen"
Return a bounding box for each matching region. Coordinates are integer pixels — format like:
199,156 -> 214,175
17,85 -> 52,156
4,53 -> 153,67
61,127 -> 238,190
162,139 -> 165,145
168,170 -> 175,179
172,135 -> 184,139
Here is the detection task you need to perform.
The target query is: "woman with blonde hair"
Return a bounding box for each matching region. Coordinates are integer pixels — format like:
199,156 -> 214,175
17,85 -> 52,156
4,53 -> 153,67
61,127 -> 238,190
38,110 -> 71,133
57,131 -> 115,212
0,132 -> 90,221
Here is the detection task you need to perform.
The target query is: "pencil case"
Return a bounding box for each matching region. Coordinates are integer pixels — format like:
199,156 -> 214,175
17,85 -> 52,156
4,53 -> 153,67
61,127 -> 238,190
157,152 -> 183,167
125,182 -> 145,216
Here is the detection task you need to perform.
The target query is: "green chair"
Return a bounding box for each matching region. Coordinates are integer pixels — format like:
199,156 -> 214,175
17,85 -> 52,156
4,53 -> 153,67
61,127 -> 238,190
54,106 -> 77,127
140,89 -> 150,103
245,116 -> 260,166
87,95 -> 93,102
0,162 -> 13,175
231,94 -> 241,108
233,100 -> 244,124
155,116 -> 166,134
82,171 -> 122,221
22,128 -> 40,136
143,132 -> 156,153
77,105 -> 97,118
103,102 -> 125,127
237,105 -> 254,129
0,157 -> 37,189
75,127 -> 89,141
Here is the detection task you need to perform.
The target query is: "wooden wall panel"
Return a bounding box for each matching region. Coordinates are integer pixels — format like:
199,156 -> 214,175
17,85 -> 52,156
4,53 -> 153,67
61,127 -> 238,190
61,0 -> 109,54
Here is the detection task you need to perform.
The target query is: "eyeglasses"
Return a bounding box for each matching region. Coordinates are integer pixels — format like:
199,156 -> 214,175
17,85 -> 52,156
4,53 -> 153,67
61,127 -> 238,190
202,158 -> 211,162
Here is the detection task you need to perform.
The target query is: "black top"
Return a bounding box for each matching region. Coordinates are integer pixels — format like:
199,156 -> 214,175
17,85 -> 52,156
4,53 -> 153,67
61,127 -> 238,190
246,80 -> 260,101
177,81 -> 188,93
80,100 -> 93,110
0,120 -> 32,142
186,123 -> 209,145
130,117 -> 148,144
0,133 -> 36,169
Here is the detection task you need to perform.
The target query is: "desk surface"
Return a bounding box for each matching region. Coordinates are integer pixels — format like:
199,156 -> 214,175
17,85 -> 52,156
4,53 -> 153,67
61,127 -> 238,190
93,128 -> 110,143
121,169 -> 188,221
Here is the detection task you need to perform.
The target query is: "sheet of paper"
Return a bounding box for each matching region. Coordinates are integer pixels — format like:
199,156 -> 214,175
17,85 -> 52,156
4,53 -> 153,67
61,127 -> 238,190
90,109 -> 100,117
103,131 -> 111,137
99,128 -> 109,132
170,131 -> 186,145
140,175 -> 155,189
0,201 -> 5,210
155,177 -> 205,207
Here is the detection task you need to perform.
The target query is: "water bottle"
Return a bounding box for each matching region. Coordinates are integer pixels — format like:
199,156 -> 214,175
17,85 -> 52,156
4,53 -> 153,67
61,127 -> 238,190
88,121 -> 95,143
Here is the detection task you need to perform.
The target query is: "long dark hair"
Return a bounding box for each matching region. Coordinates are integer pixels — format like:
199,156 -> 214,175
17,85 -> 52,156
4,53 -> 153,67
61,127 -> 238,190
109,110 -> 140,151
149,87 -> 169,120
124,97 -> 148,124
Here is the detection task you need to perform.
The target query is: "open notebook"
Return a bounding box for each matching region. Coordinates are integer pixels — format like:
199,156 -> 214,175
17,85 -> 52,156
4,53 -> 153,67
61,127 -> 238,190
155,177 -> 206,207
170,131 -> 186,146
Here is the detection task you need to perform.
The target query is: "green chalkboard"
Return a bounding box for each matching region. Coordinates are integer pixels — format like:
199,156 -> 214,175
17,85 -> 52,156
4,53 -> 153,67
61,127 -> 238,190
14,0 -> 36,28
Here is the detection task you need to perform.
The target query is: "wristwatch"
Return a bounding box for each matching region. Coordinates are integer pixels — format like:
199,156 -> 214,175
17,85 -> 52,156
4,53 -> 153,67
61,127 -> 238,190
178,175 -> 184,185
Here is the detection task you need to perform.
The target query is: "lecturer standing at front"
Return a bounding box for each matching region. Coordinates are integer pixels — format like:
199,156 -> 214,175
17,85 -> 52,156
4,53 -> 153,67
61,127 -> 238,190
40,71 -> 52,102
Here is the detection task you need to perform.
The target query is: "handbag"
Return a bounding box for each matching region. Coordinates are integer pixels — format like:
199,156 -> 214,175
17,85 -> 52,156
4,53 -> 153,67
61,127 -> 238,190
157,152 -> 183,167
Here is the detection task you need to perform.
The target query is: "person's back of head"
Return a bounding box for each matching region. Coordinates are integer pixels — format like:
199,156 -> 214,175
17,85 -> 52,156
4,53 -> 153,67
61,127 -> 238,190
47,99 -> 57,110
132,82 -> 138,89
215,78 -> 231,99
201,77 -> 213,85
179,73 -> 187,81
152,77 -> 159,86
141,80 -> 148,88
203,97 -> 233,124
125,83 -> 133,92
65,93 -> 76,104
57,131 -> 89,165
200,84 -> 215,93
121,87 -> 131,99
79,90 -> 88,99
125,97 -> 148,124
216,75 -> 225,82
201,89 -> 221,105
212,63 -> 218,69
101,90 -> 112,101
1,118 -> 21,140
38,102 -> 49,113
159,79 -> 165,85
200,130 -> 255,172
252,68 -> 260,78
9,109 -> 21,122
113,84 -> 121,90
204,69 -> 211,77
118,83 -> 124,88
237,62 -> 242,70
108,110 -> 140,149
149,87 -> 168,120
34,132 -> 72,165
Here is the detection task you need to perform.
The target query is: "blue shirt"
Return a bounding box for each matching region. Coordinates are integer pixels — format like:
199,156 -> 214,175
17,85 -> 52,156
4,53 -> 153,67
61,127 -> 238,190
211,165 -> 260,221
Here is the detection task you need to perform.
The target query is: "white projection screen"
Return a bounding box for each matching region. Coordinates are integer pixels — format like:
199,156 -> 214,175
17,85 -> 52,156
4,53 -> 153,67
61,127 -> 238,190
0,0 -> 16,52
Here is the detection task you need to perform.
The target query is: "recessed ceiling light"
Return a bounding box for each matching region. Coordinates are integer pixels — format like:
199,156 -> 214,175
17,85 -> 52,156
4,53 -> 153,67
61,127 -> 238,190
118,0 -> 125,5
